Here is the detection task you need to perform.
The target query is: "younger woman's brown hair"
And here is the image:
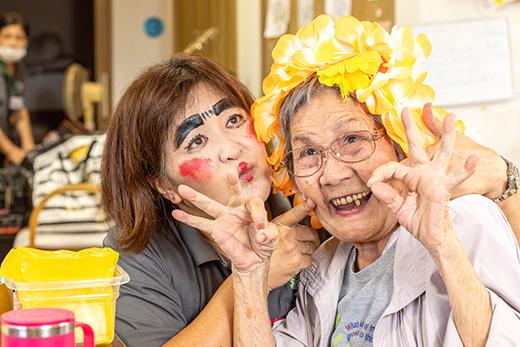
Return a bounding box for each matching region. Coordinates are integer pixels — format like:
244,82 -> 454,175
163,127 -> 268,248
100,54 -> 255,253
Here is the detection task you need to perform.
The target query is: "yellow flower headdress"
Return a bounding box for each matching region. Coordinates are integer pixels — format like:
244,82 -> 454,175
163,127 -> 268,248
252,14 -> 464,201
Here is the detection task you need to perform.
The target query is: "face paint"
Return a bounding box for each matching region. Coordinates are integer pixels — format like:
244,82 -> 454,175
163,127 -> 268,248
175,98 -> 237,148
243,172 -> 253,182
246,121 -> 261,142
212,98 -> 234,116
179,158 -> 214,183
238,161 -> 253,182
176,114 -> 204,148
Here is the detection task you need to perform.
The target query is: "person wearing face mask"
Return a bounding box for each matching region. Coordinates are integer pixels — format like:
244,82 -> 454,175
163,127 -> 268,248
0,12 -> 35,166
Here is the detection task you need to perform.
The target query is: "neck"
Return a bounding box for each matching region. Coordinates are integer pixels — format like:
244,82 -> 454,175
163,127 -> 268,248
352,223 -> 399,271
1,61 -> 15,76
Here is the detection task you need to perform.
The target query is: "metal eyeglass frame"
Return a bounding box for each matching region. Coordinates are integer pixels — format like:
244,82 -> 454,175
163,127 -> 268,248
282,128 -> 386,178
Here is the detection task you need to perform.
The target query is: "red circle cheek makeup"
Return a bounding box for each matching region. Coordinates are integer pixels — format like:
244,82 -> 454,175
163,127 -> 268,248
246,122 -> 261,142
179,158 -> 214,183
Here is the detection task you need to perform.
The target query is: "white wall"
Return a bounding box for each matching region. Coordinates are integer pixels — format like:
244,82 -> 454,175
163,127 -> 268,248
111,0 -> 175,107
237,0 -> 263,98
396,0 -> 520,165
109,1 -> 520,166
111,0 -> 263,101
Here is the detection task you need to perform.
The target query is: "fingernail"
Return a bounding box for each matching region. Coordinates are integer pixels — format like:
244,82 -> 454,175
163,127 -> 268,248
257,222 -> 266,230
260,232 -> 268,242
171,210 -> 184,221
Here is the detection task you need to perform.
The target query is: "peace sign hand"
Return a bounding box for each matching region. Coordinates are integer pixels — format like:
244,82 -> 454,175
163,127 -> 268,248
172,169 -> 278,272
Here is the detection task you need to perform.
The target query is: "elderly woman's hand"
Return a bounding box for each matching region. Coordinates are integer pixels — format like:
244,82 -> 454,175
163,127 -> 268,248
367,108 -> 478,253
171,169 -> 317,282
172,169 -> 279,272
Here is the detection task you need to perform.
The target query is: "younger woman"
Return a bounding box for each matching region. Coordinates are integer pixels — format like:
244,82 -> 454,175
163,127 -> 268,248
101,54 -> 320,347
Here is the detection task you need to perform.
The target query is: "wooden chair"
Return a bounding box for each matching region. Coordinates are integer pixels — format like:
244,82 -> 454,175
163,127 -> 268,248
13,183 -> 107,251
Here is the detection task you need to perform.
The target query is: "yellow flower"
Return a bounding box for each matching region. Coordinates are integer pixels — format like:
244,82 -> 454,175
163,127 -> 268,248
317,50 -> 383,97
252,14 -> 464,203
293,191 -> 322,228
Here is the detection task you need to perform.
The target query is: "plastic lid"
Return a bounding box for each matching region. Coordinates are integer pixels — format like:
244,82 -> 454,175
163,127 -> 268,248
1,265 -> 130,291
1,308 -> 74,327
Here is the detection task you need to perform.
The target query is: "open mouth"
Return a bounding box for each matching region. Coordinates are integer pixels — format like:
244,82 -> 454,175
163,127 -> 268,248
331,191 -> 371,211
238,161 -> 254,182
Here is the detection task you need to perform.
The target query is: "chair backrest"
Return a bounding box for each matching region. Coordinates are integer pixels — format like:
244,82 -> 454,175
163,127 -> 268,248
27,134 -> 108,250
29,183 -> 101,248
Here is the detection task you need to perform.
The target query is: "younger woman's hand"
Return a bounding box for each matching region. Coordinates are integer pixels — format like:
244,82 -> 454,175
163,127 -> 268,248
415,103 -> 506,200
267,199 -> 318,290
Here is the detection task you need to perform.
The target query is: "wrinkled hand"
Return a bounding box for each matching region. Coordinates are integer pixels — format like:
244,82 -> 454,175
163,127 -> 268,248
368,108 -> 478,252
406,103 -> 506,200
171,170 -> 318,283
172,169 -> 278,272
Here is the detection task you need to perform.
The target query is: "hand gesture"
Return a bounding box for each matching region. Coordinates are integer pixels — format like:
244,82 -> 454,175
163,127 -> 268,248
267,199 -> 319,290
171,169 -> 317,280
172,169 -> 278,272
367,108 -> 478,252
419,103 -> 506,200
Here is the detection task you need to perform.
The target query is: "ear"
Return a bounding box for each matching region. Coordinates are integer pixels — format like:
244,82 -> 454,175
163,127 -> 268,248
147,176 -> 182,204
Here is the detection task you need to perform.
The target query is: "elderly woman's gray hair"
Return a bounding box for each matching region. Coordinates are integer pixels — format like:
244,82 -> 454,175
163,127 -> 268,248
278,73 -> 406,162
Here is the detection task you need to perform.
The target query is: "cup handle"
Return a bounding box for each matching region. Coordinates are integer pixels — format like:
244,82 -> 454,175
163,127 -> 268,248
75,322 -> 95,347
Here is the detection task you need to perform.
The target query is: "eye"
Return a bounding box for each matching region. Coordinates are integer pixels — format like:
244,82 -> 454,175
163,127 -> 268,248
343,133 -> 363,144
296,146 -> 319,159
226,114 -> 245,128
184,134 -> 208,151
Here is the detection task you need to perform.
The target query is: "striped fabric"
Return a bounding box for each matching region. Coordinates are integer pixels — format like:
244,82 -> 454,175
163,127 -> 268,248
31,134 -> 107,235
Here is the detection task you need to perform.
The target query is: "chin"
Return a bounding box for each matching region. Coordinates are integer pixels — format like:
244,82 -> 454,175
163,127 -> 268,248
244,180 -> 272,202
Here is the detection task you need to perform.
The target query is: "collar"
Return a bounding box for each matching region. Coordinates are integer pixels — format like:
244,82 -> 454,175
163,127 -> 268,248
384,227 -> 429,314
266,190 -> 293,218
302,228 -> 428,305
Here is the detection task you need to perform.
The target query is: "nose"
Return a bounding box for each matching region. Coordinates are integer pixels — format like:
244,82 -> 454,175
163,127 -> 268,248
318,149 -> 354,186
218,134 -> 243,162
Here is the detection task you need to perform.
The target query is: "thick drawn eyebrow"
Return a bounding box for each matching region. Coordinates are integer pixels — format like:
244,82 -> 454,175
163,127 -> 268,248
175,113 -> 204,148
212,98 -> 235,116
174,98 -> 236,148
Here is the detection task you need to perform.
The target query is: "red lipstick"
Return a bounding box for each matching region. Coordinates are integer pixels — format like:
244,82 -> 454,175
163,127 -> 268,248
238,161 -> 253,182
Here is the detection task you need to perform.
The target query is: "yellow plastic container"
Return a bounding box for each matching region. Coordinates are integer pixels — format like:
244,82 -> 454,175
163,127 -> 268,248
2,265 -> 129,345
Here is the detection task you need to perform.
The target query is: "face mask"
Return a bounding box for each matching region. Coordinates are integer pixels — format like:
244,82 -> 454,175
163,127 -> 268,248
0,45 -> 27,64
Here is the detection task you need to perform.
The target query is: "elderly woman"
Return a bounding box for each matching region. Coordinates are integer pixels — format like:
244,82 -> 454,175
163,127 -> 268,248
173,15 -> 520,346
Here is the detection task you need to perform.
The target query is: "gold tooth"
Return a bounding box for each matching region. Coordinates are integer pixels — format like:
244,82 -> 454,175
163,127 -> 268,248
334,192 -> 369,206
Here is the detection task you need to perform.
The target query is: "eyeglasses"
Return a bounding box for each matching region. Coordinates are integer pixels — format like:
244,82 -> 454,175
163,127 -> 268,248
282,129 -> 386,177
